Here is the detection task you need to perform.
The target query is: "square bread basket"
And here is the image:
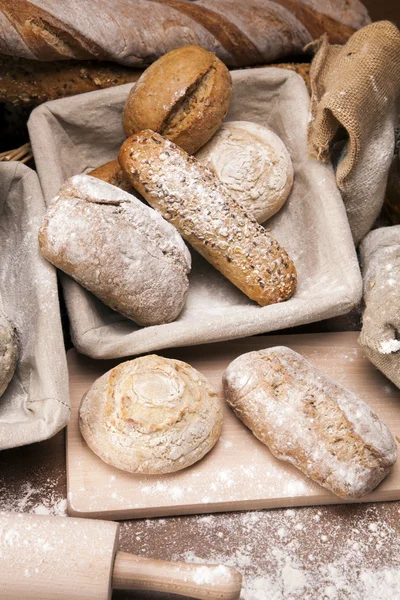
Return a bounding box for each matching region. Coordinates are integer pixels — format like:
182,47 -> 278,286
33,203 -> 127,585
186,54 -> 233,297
28,67 -> 362,359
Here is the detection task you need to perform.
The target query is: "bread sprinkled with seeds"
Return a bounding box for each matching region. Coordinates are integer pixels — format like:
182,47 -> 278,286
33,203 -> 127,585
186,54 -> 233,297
119,130 -> 297,306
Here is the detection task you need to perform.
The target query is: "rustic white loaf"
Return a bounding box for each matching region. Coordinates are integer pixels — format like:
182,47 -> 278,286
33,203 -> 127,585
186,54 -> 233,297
79,354 -> 223,474
223,346 -> 397,498
196,121 -> 294,223
38,175 -> 191,326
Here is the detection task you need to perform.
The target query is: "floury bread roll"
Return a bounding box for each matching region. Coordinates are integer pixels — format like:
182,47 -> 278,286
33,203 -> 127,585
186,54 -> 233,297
223,347 -> 397,498
79,355 -> 223,474
122,45 -> 232,154
38,175 -> 191,326
119,131 -> 297,307
196,121 -> 294,223
0,312 -> 18,398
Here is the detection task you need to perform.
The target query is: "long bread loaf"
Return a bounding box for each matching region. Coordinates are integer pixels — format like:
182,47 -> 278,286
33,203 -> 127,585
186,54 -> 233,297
119,131 -> 297,306
223,346 -> 397,498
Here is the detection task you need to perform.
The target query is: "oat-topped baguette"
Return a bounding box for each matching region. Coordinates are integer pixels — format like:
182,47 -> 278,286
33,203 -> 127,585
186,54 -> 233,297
223,347 -> 397,498
38,174 -> 191,326
119,131 -> 297,306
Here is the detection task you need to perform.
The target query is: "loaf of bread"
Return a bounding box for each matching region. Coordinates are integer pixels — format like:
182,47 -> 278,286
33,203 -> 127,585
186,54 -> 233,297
196,121 -> 294,223
0,58 -> 310,106
0,1 -> 369,67
0,313 -> 18,398
223,346 -> 397,498
79,354 -> 223,474
88,160 -> 132,193
119,131 -> 297,306
38,174 -> 191,326
123,45 -> 232,154
0,55 -> 142,106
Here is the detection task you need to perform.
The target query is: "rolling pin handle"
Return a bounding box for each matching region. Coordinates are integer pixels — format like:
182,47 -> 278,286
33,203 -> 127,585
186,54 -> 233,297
112,551 -> 242,600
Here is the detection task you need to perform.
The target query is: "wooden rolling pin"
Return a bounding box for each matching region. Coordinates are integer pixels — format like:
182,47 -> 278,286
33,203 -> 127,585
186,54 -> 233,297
0,512 -> 242,600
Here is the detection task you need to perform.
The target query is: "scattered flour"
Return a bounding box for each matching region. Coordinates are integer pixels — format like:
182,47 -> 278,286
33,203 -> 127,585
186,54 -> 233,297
0,480 -> 67,517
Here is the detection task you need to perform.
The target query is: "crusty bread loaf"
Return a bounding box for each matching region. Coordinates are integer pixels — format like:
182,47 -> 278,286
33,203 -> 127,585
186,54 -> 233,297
196,121 -> 294,223
88,160 -> 132,193
0,312 -> 18,398
79,354 -> 223,474
0,55 -> 142,106
38,174 -> 191,326
223,346 -> 397,498
119,130 -> 297,306
0,1 -> 369,67
123,45 -> 232,154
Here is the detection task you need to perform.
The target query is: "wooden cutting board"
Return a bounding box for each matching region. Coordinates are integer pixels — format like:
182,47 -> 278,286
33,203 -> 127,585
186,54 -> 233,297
66,332 -> 400,520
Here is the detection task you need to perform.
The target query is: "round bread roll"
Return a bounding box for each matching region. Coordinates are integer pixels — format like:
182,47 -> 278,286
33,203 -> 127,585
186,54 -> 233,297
79,355 -> 223,474
196,121 -> 294,223
122,45 -> 232,155
0,313 -> 18,398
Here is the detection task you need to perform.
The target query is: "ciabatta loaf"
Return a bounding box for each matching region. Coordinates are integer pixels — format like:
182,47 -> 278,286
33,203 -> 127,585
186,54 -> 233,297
119,131 -> 297,306
223,346 -> 397,498
38,175 -> 191,326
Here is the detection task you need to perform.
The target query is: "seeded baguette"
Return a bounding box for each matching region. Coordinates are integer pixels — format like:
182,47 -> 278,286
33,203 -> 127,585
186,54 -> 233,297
119,131 -> 296,306
223,346 -> 397,498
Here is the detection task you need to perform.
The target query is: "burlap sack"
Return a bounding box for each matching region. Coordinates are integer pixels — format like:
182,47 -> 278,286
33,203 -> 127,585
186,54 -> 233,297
307,21 -> 400,245
28,68 -> 362,360
358,226 -> 400,389
0,163 -> 69,450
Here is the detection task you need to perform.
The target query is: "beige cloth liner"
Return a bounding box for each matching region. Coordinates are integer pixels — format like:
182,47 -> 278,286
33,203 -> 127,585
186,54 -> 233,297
0,163 -> 69,450
307,21 -> 400,245
28,68 -> 362,360
358,226 -> 400,390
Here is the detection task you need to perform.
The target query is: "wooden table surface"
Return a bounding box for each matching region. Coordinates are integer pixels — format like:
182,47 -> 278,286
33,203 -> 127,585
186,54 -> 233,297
1,313 -> 400,599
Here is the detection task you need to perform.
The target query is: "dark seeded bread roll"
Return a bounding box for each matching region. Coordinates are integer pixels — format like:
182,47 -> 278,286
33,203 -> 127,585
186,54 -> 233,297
223,346 -> 397,498
119,130 -> 297,306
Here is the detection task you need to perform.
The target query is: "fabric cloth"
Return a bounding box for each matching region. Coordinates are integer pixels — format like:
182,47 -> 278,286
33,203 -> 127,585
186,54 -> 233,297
359,225 -> 400,389
28,68 -> 361,360
307,21 -> 400,245
0,162 -> 69,450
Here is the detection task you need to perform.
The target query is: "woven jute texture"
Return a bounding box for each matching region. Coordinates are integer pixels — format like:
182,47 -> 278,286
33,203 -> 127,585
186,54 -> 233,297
308,21 -> 400,245
359,226 -> 400,390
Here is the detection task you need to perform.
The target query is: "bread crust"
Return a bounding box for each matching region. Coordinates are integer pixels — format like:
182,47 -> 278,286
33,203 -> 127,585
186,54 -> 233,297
0,313 -> 18,398
122,45 -> 232,154
196,121 -> 294,223
38,174 -> 191,326
223,346 -> 397,498
79,354 -> 223,474
88,160 -> 132,193
119,130 -> 297,306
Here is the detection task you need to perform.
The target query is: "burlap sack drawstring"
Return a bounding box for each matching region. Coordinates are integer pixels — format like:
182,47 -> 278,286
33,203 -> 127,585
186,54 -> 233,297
359,226 -> 400,390
307,21 -> 400,245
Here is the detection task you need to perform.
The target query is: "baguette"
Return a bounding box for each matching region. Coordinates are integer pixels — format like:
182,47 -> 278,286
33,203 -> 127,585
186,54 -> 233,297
119,131 -> 297,306
223,346 -> 397,498
0,0 -> 370,67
